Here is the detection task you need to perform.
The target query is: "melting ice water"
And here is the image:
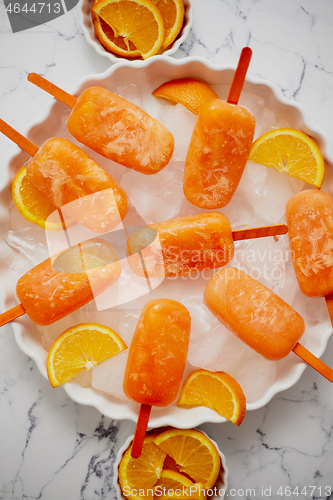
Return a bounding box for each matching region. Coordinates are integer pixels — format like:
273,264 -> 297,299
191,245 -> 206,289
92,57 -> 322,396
6,82 -> 330,406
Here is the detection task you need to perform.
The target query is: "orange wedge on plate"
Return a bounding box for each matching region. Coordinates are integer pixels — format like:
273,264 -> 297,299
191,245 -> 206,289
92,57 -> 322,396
12,166 -> 67,230
47,323 -> 127,388
152,78 -> 219,114
178,369 -> 246,426
249,127 -> 325,187
92,0 -> 165,59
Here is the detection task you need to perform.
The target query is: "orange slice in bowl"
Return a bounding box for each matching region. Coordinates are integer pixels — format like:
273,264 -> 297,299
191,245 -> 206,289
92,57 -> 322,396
47,323 -> 127,388
249,127 -> 325,187
152,78 -> 219,114
92,0 -> 165,59
153,428 -> 221,488
178,369 -> 246,426
118,435 -> 167,500
155,470 -> 206,499
152,0 -> 185,48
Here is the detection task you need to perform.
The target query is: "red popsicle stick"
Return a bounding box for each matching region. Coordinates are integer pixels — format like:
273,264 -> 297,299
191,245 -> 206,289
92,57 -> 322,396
131,404 -> 152,458
232,223 -> 288,241
28,73 -> 77,109
227,47 -> 252,105
292,342 -> 333,382
0,304 -> 26,327
0,119 -> 38,156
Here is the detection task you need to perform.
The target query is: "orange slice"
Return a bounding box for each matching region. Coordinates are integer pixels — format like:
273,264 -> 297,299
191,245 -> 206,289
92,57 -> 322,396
153,429 -> 221,488
152,0 -> 185,48
178,370 -> 246,426
155,470 -> 206,499
47,323 -> 127,388
152,78 -> 219,114
92,0 -> 165,59
248,127 -> 325,187
118,435 -> 167,500
12,166 -> 66,230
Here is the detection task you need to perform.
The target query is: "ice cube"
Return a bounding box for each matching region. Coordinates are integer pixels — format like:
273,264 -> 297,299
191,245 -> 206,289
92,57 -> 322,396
74,369 -> 92,388
238,92 -> 265,134
220,196 -> 253,229
236,163 -> 302,225
116,83 -> 143,108
120,160 -> 184,224
255,107 -> 276,138
92,350 -> 129,401
184,296 -> 250,372
157,104 -> 197,162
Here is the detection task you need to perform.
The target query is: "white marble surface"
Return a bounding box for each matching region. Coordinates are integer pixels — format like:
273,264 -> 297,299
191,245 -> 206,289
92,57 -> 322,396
1,0 -> 333,498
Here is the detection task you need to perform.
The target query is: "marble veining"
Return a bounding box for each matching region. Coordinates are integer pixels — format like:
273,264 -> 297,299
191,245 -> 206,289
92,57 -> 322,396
1,0 -> 333,498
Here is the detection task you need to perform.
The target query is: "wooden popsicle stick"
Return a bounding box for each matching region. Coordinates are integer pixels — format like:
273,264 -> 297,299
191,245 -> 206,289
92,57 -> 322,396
227,47 -> 252,105
232,223 -> 288,241
325,295 -> 333,327
292,342 -> 333,382
0,119 -> 38,156
0,304 -> 26,327
28,73 -> 77,109
131,404 -> 152,459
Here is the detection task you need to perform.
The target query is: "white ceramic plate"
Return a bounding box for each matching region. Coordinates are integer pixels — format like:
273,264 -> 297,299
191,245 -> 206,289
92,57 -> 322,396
78,0 -> 194,63
1,57 -> 333,429
112,429 -> 229,500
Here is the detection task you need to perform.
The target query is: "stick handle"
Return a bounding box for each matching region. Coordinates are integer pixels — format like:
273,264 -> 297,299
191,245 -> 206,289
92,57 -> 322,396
325,295 -> 333,327
131,404 -> 152,458
28,73 -> 77,109
0,119 -> 38,156
292,342 -> 333,382
0,304 -> 26,327
232,223 -> 288,241
227,47 -> 252,105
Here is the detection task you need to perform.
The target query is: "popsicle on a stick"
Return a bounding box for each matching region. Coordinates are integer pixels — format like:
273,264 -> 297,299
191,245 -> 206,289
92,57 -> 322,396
286,189 -> 333,326
0,119 -> 129,233
128,211 -> 288,278
0,238 -> 120,327
183,47 -> 255,209
28,74 -> 174,175
204,267 -> 333,381
123,299 -> 191,458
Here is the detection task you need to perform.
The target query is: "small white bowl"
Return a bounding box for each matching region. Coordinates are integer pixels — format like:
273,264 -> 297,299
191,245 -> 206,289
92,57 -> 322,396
113,428 -> 229,500
78,0 -> 194,64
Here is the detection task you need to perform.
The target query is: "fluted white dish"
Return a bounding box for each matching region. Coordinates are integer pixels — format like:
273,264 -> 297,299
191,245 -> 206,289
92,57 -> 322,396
1,56 -> 333,428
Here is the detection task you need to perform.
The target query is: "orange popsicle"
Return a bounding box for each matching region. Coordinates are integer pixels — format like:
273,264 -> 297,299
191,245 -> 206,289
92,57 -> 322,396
65,86 -> 174,174
286,190 -> 333,297
0,119 -> 129,233
15,238 -> 120,326
123,298 -> 191,457
24,137 -> 129,232
183,48 -> 255,209
128,212 -> 234,278
127,212 -> 288,278
204,267 -> 333,382
204,267 -> 305,360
